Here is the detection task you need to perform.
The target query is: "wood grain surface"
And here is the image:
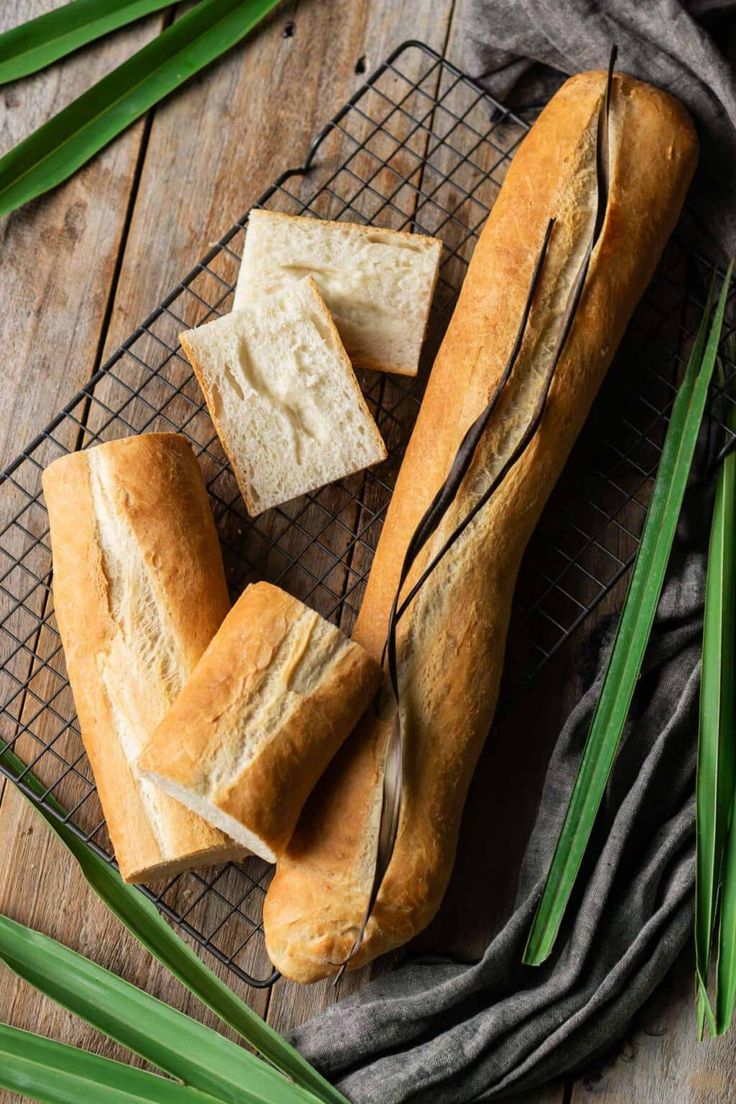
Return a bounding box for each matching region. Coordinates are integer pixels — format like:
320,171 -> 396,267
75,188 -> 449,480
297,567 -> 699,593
0,3 -> 729,1103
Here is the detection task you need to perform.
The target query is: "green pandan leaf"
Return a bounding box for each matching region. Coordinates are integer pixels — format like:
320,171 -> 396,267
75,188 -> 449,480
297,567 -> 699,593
0,0 -> 282,217
0,1 -> 175,85
524,264 -> 733,966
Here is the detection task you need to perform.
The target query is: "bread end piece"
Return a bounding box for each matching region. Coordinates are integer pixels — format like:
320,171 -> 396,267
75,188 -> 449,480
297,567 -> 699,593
122,840 -> 247,884
42,433 -> 245,884
138,581 -> 382,863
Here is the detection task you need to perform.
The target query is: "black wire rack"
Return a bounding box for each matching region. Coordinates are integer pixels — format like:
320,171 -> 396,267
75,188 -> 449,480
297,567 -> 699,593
1,40 -> 733,990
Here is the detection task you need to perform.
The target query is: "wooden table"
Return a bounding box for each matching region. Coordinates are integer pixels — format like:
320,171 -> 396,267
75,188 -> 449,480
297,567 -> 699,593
1,3 -> 733,1102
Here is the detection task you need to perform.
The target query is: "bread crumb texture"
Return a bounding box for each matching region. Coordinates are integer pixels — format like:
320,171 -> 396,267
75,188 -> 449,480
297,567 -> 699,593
181,276 -> 387,515
234,210 -> 443,376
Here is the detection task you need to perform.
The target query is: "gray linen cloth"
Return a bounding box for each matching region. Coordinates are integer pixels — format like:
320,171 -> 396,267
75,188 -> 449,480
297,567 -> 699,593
464,0 -> 736,258
292,517 -> 705,1101
291,5 -> 736,1100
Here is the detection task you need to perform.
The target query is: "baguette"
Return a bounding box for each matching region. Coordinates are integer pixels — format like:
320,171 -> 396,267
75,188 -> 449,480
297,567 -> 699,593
263,70 -> 698,981
138,582 -> 381,862
180,276 -> 387,516
233,210 -> 443,377
42,433 -> 244,882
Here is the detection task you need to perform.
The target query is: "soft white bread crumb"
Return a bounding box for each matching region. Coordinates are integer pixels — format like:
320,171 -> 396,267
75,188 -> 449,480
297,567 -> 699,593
180,277 -> 387,516
233,210 -> 443,377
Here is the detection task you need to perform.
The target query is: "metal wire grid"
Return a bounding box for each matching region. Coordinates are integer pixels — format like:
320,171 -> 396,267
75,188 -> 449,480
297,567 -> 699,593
507,243 -> 735,684
0,40 -> 733,989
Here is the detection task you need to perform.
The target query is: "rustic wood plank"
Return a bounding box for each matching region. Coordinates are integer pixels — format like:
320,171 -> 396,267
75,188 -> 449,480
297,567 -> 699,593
0,1 -> 164,470
0,782 -> 261,1059
568,950 -> 736,1102
0,0 -> 166,792
0,0 -> 165,816
98,0 -> 457,362
0,7 -> 173,1100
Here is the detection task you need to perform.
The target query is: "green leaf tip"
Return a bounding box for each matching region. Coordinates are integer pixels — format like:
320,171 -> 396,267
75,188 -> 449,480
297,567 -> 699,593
0,0 -> 283,218
0,742 -> 348,1104
0,1 -> 176,86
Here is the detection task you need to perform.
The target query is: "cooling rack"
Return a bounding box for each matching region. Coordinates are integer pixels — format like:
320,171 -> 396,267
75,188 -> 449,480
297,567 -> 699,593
1,40 -> 734,989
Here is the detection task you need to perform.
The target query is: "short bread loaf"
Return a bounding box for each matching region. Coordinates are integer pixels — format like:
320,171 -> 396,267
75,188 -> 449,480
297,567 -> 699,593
138,582 -> 381,862
233,209 -> 443,377
180,276 -> 387,516
43,433 -> 244,882
263,71 -> 699,982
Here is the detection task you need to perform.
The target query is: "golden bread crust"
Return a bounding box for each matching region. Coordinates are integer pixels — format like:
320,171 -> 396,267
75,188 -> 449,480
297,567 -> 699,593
43,433 -> 242,882
263,72 -> 698,981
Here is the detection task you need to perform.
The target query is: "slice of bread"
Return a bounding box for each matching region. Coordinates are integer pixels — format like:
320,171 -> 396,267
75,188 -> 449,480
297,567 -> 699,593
138,581 -> 382,863
233,210 -> 443,377
180,276 -> 387,516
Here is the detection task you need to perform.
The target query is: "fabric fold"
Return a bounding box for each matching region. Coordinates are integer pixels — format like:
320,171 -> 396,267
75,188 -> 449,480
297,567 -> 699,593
462,0 -> 736,258
292,485 -> 707,1100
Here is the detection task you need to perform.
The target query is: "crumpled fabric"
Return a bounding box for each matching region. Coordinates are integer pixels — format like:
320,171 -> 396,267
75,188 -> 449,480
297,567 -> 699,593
462,0 -> 736,257
291,491 -> 706,1099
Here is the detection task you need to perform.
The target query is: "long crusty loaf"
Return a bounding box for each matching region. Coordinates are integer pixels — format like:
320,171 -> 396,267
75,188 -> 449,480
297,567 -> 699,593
43,433 -> 244,882
138,581 -> 381,862
263,70 -> 698,981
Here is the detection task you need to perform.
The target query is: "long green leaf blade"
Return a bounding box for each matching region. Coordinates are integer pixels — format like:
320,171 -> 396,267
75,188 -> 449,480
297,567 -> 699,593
0,0 -> 175,85
715,340 -> 736,1036
0,0 -> 282,218
0,1022 -> 218,1104
717,804 -> 736,1033
0,915 -> 317,1104
717,743 -> 736,1033
695,359 -> 736,1038
524,264 -> 734,966
0,743 -> 348,1104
